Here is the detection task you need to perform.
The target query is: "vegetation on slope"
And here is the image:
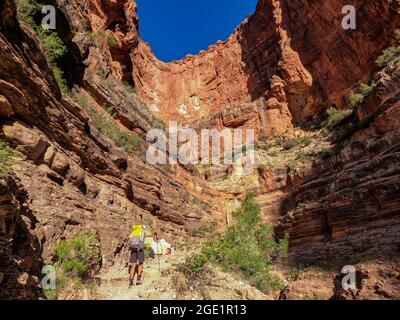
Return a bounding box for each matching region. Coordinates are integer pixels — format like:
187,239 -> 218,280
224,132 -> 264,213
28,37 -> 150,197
71,91 -> 142,152
0,139 -> 15,176
16,0 -> 69,94
44,231 -> 100,299
180,193 -> 288,293
376,46 -> 400,67
349,82 -> 376,108
375,30 -> 400,68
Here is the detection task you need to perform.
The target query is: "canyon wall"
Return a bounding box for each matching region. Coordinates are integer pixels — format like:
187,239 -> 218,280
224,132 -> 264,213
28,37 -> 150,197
1,0 -> 400,299
132,0 -> 400,131
0,0 -> 220,299
276,57 -> 400,264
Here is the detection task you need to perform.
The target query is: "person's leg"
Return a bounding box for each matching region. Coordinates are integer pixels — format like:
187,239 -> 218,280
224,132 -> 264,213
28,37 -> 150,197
129,251 -> 138,286
137,263 -> 143,276
136,263 -> 143,284
129,262 -> 136,280
136,250 -> 145,284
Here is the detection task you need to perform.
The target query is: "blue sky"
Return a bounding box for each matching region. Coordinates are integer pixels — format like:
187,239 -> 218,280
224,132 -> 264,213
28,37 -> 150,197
136,0 -> 258,62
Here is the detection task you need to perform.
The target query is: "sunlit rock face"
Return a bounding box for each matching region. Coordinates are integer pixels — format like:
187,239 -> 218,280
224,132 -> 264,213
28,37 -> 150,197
131,0 -> 400,130
1,0 -> 400,300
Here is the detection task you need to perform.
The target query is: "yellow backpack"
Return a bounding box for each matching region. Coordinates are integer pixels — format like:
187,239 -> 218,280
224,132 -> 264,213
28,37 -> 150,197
131,225 -> 143,237
129,225 -> 145,249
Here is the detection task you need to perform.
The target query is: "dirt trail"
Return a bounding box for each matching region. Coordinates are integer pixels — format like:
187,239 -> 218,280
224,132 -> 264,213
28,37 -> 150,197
94,251 -> 187,300
94,247 -> 270,300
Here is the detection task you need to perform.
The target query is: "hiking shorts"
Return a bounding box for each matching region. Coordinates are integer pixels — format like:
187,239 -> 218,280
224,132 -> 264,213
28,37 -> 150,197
130,249 -> 145,264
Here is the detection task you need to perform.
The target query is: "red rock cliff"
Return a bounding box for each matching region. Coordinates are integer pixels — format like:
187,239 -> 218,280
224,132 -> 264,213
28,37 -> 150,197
132,0 -> 399,130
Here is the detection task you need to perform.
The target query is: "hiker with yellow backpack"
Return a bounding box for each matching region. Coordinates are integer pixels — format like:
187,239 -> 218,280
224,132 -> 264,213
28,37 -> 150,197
128,224 -> 148,287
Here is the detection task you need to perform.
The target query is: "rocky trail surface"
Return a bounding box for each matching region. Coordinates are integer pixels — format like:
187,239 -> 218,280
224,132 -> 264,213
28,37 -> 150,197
94,250 -> 268,300
95,252 -> 185,300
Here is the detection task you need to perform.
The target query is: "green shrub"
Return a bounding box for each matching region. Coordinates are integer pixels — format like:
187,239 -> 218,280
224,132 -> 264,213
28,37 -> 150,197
102,103 -> 116,116
285,159 -> 297,173
107,34 -> 117,48
349,93 -> 364,108
45,231 -> 100,299
349,82 -> 375,108
87,30 -> 107,47
38,29 -> 68,94
359,83 -> 375,96
97,68 -> 107,80
16,0 -> 40,27
71,91 -> 141,152
54,231 -> 100,279
52,65 -> 70,95
179,253 -> 209,279
124,82 -> 137,95
90,108 -> 141,152
296,150 -> 311,162
180,193 -> 288,293
323,107 -> 353,131
278,136 -> 312,151
0,139 -> 15,176
42,288 -> 57,300
287,265 -> 305,281
16,0 -> 69,94
376,46 -> 400,68
37,28 -> 66,64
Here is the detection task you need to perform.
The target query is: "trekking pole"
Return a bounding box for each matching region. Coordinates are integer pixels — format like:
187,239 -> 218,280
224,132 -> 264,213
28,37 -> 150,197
156,233 -> 161,272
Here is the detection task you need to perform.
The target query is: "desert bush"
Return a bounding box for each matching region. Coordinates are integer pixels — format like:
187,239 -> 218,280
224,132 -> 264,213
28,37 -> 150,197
107,34 -> 117,48
376,46 -> 400,68
349,92 -> 364,108
16,0 -> 40,26
180,193 -> 288,292
0,139 -> 15,176
71,91 -> 141,152
37,28 -> 66,64
101,103 -> 116,117
87,30 -> 107,48
16,0 -> 69,94
89,108 -> 141,152
16,0 -> 66,62
278,136 -> 312,151
323,107 -> 353,131
295,150 -> 311,163
45,231 -> 100,299
96,68 -> 107,80
124,82 -> 137,95
285,159 -> 297,173
349,82 -> 375,108
51,64 -> 69,95
39,29 -> 68,93
54,231 -> 100,278
287,265 -> 305,281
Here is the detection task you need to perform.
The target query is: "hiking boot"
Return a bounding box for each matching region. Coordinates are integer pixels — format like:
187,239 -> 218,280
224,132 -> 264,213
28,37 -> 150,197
129,279 -> 134,287
136,275 -> 143,285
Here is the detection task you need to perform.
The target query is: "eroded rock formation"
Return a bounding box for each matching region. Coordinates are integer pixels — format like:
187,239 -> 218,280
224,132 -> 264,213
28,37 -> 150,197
0,0 -> 217,299
276,57 -> 400,263
1,0 -> 400,300
132,0 -> 400,129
